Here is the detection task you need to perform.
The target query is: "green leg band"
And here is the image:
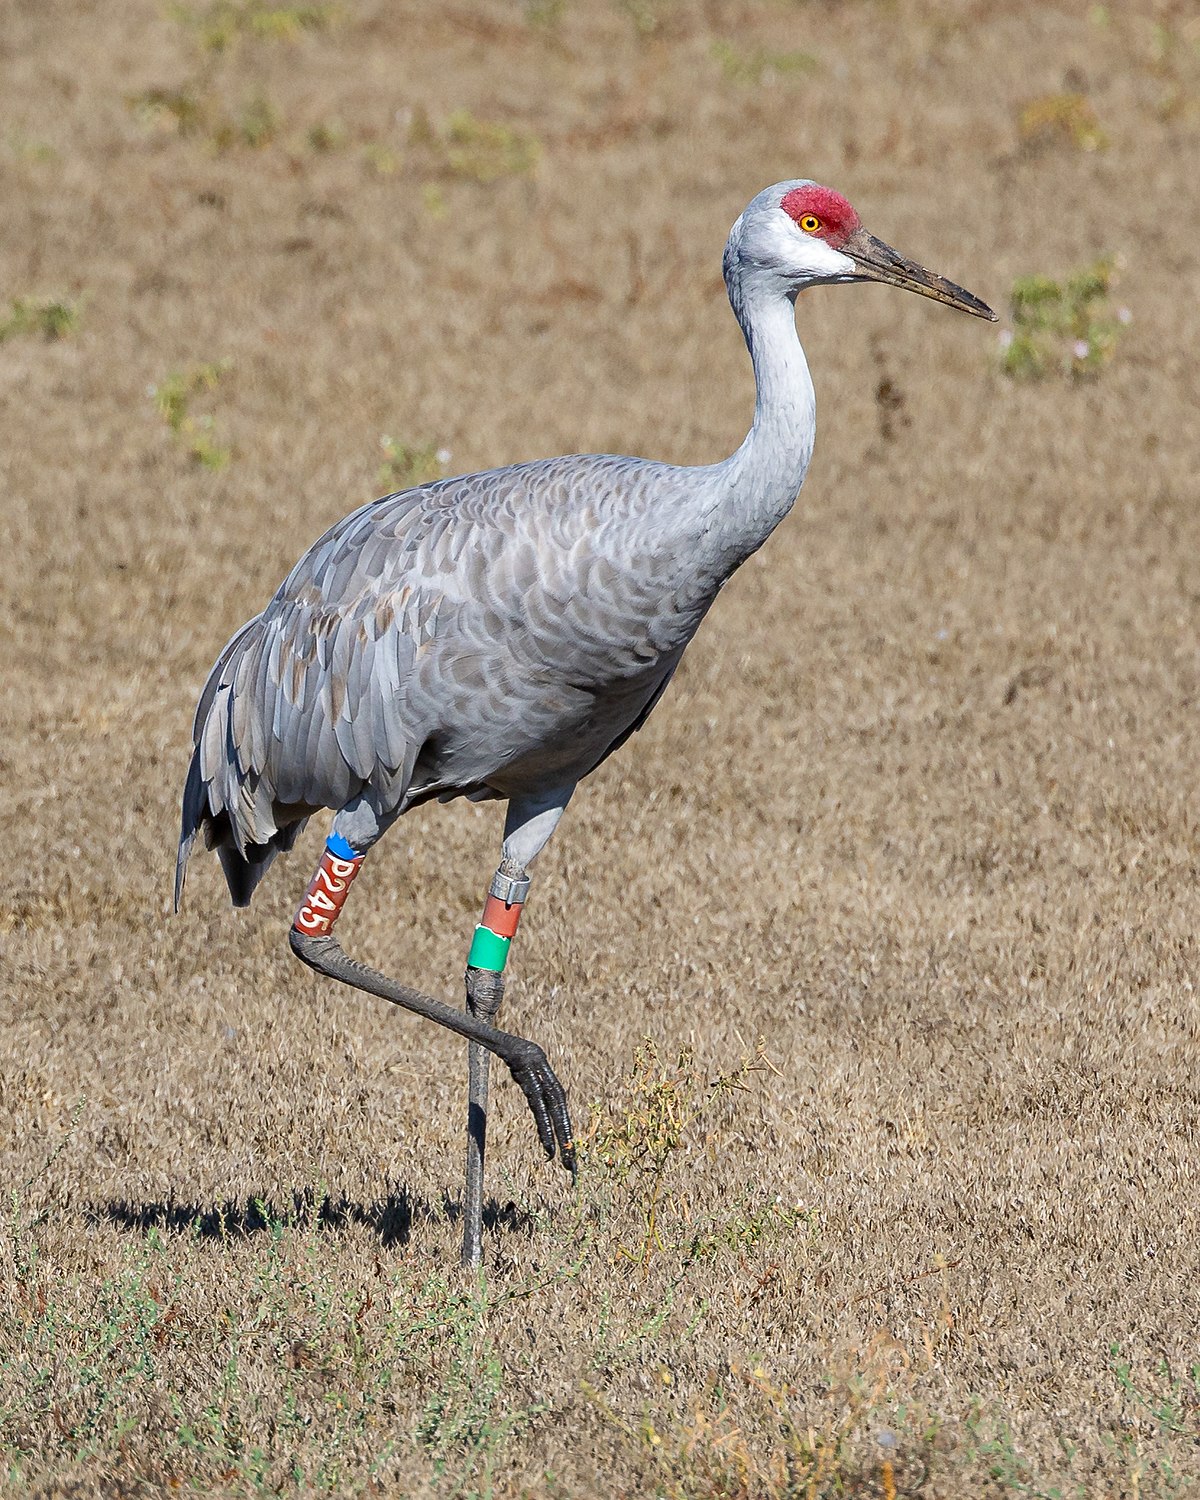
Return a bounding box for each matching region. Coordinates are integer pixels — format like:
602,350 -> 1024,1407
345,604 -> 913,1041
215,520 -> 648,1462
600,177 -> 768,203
467,924 -> 511,973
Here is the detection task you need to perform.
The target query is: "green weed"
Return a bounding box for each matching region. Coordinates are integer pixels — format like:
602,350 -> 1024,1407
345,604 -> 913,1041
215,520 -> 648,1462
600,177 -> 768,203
361,141 -> 400,177
403,107 -> 539,185
416,1286 -> 547,1494
150,361 -> 233,468
378,437 -> 449,492
208,93 -> 281,151
441,110 -> 539,183
524,0 -> 568,26
128,85 -> 282,150
127,83 -> 209,137
1018,92 -> 1107,152
1107,1345 -> 1200,1494
307,117 -> 347,153
614,0 -> 669,36
711,39 -> 819,85
1145,16 -> 1200,121
581,1037 -> 767,1266
3,132 -> 59,164
0,295 -> 84,341
1000,259 -> 1127,381
169,0 -> 337,53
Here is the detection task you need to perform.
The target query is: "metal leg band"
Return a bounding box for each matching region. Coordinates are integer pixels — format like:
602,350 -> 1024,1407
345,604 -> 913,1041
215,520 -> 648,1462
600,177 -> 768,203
489,870 -> 531,905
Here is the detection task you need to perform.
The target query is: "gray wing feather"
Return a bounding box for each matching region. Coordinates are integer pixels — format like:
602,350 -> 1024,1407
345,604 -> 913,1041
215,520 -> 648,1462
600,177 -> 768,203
180,453 -> 732,890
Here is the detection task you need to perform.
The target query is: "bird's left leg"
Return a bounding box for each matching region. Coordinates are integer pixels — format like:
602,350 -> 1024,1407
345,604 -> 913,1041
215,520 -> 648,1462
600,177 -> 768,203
461,788 -> 573,1269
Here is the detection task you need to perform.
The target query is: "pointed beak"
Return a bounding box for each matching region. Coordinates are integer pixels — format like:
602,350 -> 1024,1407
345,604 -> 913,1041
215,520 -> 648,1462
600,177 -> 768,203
843,227 -> 997,321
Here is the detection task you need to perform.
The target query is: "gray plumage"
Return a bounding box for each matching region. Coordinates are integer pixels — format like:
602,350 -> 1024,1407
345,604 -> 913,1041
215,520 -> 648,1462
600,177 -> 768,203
177,452 -> 760,907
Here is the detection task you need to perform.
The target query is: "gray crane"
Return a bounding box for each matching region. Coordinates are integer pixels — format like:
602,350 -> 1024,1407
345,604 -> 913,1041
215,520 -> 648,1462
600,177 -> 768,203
175,180 -> 995,1267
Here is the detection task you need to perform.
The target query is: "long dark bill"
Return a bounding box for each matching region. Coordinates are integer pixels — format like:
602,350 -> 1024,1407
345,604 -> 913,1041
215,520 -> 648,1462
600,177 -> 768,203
844,227 -> 997,321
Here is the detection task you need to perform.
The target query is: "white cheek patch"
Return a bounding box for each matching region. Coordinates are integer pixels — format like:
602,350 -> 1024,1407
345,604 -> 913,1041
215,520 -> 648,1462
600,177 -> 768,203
800,235 -> 856,280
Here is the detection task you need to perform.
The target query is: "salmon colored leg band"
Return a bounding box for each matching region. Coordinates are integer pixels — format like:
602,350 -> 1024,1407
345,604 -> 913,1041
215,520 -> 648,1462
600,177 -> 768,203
466,868 -> 531,973
293,834 -> 364,937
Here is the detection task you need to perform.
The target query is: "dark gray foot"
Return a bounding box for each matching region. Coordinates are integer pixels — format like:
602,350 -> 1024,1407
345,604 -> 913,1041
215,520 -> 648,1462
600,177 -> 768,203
288,928 -> 575,1178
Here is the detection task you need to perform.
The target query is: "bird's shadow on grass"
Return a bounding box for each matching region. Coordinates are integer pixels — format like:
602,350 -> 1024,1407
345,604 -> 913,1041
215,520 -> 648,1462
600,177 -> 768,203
94,1187 -> 534,1249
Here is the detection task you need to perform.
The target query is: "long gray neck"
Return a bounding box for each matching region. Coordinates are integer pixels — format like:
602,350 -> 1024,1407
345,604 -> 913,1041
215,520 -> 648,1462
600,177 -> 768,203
701,256 -> 816,567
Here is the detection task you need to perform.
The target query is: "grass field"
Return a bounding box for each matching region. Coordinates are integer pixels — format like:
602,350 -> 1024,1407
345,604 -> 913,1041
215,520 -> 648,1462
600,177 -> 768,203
3,0 -> 1200,1494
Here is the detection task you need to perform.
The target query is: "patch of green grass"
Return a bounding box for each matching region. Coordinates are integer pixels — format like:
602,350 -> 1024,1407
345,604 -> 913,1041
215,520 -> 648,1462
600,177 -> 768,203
403,107 -> 539,185
1000,259 -> 1128,381
128,85 -> 282,150
613,0 -> 670,36
524,0 -> 568,26
3,131 -> 59,164
711,39 -> 820,85
214,92 -> 281,149
1018,92 -> 1107,152
306,117 -> 347,153
361,141 -> 399,177
0,295 -> 83,341
150,360 -> 233,469
0,1174 -> 570,1497
378,437 -> 450,492
1145,16 -> 1200,121
440,110 -> 539,184
3,1053 -> 1200,1497
169,0 -> 337,53
127,83 -> 209,137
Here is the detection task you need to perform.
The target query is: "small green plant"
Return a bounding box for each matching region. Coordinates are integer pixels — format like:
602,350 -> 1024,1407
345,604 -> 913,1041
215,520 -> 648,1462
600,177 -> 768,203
128,83 -> 282,151
4,131 -> 59,164
127,83 -> 209,137
1145,16 -> 1200,121
378,437 -> 449,491
711,39 -> 819,85
524,0 -> 568,26
1018,92 -> 1107,152
361,141 -> 399,176
169,0 -> 336,52
150,361 -> 233,469
416,1288 -> 548,1489
211,93 -> 281,150
421,183 -> 448,218
1000,259 -> 1128,381
582,1038 -> 766,1265
442,110 -> 539,183
614,0 -> 668,36
306,117 -> 346,153
0,295 -> 83,341
1106,1344 -> 1200,1492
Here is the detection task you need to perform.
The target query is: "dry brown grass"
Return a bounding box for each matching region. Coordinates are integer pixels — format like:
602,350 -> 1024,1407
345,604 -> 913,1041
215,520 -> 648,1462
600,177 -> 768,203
3,0 -> 1200,1494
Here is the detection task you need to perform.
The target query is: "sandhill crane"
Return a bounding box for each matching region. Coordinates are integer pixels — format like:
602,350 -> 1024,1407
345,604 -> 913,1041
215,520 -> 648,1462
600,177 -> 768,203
175,180 -> 995,1266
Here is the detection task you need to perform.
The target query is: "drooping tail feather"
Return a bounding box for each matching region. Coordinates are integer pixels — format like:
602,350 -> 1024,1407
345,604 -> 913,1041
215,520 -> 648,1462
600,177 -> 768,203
173,745 -> 205,912
175,738 -> 307,911
216,820 -> 307,908
174,613 -> 308,913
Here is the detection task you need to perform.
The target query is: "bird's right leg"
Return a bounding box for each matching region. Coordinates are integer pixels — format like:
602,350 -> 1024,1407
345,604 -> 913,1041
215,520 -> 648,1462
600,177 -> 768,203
460,791 -> 574,1269
286,818 -> 574,1177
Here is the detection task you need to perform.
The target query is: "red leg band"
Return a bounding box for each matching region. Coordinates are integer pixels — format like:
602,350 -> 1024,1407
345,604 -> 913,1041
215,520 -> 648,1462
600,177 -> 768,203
293,842 -> 364,937
480,893 -> 523,940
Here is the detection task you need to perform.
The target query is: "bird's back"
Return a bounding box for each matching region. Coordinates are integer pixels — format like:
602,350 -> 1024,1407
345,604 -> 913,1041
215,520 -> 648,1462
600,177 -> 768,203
176,453 -> 730,906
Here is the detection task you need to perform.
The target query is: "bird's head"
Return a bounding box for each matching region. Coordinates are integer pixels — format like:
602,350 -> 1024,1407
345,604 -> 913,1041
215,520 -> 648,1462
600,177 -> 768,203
727,180 -> 996,321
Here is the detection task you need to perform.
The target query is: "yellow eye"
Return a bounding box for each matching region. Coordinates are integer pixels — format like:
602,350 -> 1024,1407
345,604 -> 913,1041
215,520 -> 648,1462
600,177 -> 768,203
799,214 -> 822,233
